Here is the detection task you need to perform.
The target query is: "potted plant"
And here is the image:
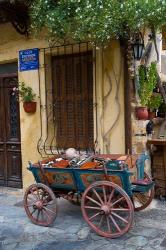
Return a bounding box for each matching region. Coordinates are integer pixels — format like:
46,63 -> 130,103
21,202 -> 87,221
147,93 -> 163,119
136,62 -> 158,120
13,82 -> 37,113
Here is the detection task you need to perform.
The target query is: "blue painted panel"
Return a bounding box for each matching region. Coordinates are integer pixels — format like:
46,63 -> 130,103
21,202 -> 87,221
19,48 -> 39,71
29,166 -> 76,190
131,182 -> 154,193
74,169 -> 133,196
106,160 -> 128,170
28,163 -> 133,196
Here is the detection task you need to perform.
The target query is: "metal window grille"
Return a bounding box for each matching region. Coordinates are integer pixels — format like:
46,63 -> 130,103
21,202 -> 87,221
37,42 -> 97,157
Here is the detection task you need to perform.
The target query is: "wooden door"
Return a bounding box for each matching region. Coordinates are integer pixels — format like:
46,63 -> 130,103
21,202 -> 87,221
0,75 -> 22,188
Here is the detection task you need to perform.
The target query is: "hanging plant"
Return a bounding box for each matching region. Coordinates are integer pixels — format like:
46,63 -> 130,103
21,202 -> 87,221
13,82 -> 37,113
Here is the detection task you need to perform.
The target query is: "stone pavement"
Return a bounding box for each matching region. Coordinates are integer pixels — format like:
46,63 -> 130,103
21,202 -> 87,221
0,187 -> 166,250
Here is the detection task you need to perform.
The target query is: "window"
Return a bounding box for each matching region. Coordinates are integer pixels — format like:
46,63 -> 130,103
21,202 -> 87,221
52,51 -> 94,150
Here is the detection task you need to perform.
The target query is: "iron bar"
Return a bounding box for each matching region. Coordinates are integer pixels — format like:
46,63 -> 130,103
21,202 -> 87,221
37,42 -> 96,157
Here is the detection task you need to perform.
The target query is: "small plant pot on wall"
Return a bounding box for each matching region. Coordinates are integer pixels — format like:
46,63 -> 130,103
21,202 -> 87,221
23,102 -> 37,113
135,106 -> 149,120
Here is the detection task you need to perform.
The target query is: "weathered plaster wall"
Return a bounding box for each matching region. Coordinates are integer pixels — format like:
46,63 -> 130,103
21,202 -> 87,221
0,23 -> 125,188
95,42 -> 125,154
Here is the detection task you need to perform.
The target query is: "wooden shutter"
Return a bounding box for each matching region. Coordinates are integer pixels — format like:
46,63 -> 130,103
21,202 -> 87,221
52,51 -> 94,149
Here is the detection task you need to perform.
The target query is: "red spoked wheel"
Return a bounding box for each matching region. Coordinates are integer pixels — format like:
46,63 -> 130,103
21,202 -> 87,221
81,181 -> 134,238
133,173 -> 154,211
24,183 -> 57,226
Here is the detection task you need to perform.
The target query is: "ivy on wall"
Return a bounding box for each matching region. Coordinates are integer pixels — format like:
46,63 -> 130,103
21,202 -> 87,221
30,0 -> 166,44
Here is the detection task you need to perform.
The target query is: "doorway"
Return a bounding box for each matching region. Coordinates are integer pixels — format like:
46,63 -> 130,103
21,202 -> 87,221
0,63 -> 22,188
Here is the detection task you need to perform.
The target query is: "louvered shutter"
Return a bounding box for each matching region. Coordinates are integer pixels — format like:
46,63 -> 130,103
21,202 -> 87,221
52,51 -> 94,149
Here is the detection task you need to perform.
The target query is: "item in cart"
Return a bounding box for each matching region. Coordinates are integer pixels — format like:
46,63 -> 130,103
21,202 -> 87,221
65,148 -> 79,159
52,159 -> 69,168
80,161 -> 99,169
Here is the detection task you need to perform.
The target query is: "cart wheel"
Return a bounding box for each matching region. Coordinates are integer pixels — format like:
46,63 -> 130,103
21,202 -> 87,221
24,183 -> 57,226
133,173 -> 154,211
81,181 -> 134,238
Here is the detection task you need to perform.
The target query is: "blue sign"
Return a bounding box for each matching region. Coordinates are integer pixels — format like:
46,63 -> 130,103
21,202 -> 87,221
19,48 -> 39,71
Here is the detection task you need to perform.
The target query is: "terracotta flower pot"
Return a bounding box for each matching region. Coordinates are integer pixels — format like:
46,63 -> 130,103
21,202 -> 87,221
23,102 -> 37,113
135,106 -> 148,120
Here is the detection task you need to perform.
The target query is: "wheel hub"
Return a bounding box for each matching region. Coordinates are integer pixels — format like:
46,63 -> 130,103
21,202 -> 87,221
101,204 -> 110,215
35,200 -> 43,209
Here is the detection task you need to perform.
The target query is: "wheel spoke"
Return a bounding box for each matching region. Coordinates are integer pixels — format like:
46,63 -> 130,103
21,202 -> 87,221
25,201 -> 35,207
33,187 -> 40,200
89,212 -> 101,221
30,189 -> 39,201
98,214 -> 104,227
45,202 -> 57,209
84,206 -> 101,210
40,190 -> 45,201
111,196 -> 125,207
43,195 -> 51,204
36,188 -> 41,200
109,215 -> 121,232
42,208 -> 52,222
102,186 -> 107,203
86,195 -> 101,207
40,210 -> 45,221
43,206 -> 56,215
111,211 -> 128,224
30,208 -> 36,216
36,209 -> 40,222
111,208 -> 130,211
27,196 -> 36,202
92,188 -> 104,205
106,215 -> 111,232
45,201 -> 56,206
43,198 -> 53,206
108,188 -> 114,203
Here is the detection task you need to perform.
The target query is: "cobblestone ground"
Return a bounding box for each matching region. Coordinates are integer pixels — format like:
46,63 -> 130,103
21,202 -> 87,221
0,187 -> 166,250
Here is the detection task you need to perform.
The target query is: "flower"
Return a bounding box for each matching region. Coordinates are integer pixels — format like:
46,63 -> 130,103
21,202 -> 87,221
13,82 -> 36,102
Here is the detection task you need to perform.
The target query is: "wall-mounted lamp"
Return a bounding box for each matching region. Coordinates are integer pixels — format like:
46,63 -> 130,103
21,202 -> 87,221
133,33 -> 144,61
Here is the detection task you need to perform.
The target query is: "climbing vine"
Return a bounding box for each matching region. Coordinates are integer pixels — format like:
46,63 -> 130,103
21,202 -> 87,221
30,0 -> 166,45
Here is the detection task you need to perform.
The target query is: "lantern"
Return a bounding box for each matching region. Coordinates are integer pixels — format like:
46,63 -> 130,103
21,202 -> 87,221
133,33 -> 144,61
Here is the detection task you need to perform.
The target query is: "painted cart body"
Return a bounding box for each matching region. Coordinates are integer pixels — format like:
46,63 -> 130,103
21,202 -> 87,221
30,162 -> 133,196
24,155 -> 154,238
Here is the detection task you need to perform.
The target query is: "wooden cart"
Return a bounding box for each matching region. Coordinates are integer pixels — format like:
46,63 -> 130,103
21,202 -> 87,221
23,154 -> 154,238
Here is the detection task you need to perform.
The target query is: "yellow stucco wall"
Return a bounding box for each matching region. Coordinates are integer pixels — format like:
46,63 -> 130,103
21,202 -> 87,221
96,42 -> 125,154
0,23 -> 125,188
